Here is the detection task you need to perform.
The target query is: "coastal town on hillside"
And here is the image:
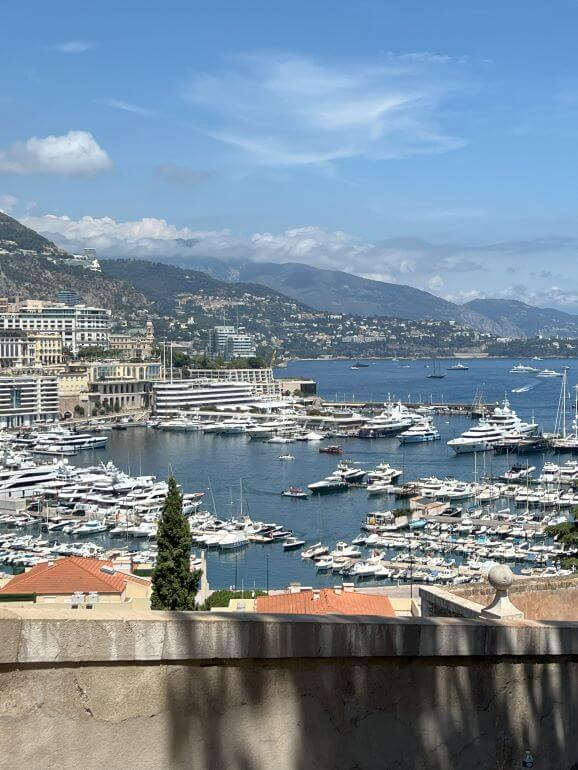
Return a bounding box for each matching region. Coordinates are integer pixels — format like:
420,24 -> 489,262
2,3 -> 578,766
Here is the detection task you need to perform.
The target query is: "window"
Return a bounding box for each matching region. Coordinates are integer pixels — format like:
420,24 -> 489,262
10,387 -> 22,409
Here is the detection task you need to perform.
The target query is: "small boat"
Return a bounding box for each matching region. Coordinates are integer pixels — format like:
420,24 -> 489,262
301,542 -> 329,559
283,536 -> 306,551
281,487 -> 309,499
319,445 -> 342,454
278,454 -> 295,461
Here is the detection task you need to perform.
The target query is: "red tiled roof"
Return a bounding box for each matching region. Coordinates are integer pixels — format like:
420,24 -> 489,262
256,589 -> 394,617
0,557 -> 135,596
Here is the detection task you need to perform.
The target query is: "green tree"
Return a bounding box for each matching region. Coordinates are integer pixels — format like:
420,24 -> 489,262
151,476 -> 199,610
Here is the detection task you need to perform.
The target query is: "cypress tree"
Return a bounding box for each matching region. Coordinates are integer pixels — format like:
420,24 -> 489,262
151,476 -> 199,610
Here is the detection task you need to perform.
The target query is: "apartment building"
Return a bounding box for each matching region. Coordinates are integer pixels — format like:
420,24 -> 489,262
0,303 -> 111,354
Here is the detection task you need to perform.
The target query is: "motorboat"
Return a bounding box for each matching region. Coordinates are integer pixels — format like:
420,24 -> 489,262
159,417 -> 202,432
281,487 -> 309,499
398,420 -> 440,444
296,431 -> 326,442
278,454 -> 294,461
218,531 -> 249,550
337,461 -> 366,483
301,543 -> 329,559
330,541 -> 362,559
366,479 -> 392,496
308,474 -> 349,494
283,536 -> 306,551
447,362 -> 469,371
319,445 -> 343,454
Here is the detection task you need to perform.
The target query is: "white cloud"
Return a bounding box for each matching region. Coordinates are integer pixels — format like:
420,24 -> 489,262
0,194 -> 18,214
0,131 -> 112,176
428,276 -> 444,292
183,52 -> 468,166
22,212 -> 578,312
99,99 -> 154,117
52,41 -> 96,54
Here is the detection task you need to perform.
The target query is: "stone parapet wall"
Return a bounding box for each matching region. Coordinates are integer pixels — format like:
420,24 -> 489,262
1,608 -> 577,769
450,574 -> 578,621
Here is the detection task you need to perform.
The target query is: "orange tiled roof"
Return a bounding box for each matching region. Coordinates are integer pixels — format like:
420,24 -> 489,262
256,589 -> 394,617
0,557 -> 135,596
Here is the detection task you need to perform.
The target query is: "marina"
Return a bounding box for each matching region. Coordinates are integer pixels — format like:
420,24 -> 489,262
0,358 -> 576,588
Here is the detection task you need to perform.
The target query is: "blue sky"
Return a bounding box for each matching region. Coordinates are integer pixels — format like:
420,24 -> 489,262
3,0 -> 578,310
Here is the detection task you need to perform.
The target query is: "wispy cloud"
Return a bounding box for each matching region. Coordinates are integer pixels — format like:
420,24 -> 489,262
52,41 -> 96,54
154,163 -> 213,187
0,131 -> 112,176
182,52 -> 469,166
0,194 -> 18,214
99,99 -> 155,117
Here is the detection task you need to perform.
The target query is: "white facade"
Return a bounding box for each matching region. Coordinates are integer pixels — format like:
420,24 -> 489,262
207,325 -> 256,361
0,331 -> 34,369
186,368 -> 282,398
0,305 -> 111,355
0,376 -> 59,428
225,334 -> 256,361
153,380 -> 258,416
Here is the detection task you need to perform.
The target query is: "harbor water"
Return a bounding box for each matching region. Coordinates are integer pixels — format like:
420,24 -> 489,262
56,357 -> 577,589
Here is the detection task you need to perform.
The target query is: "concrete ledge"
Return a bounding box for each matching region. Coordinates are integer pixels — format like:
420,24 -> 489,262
1,607 -> 577,665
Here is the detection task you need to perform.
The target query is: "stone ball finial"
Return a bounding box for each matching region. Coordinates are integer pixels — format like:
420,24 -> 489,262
488,564 -> 514,592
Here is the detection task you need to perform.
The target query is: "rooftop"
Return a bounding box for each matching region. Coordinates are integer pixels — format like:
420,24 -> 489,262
0,557 -> 149,596
256,587 -> 395,617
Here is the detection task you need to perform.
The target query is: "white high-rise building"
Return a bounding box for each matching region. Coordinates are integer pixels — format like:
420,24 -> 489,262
206,325 -> 256,361
0,375 -> 59,428
0,304 -> 111,354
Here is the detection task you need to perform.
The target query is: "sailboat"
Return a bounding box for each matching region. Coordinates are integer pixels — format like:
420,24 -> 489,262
427,359 -> 445,379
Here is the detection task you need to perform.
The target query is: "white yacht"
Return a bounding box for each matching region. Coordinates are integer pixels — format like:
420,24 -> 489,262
308,473 -> 349,494
0,457 -> 60,496
510,363 -> 540,374
484,399 -> 538,436
357,401 -> 414,438
159,417 -> 202,432
536,369 -> 564,378
218,531 -> 249,550
398,420 -> 441,444
34,427 -> 108,452
447,422 -> 506,453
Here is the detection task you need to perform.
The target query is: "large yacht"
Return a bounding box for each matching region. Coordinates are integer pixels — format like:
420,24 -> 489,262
484,399 -> 538,436
510,363 -> 540,374
398,420 -> 441,444
447,422 -> 507,453
0,456 -> 60,496
34,427 -> 108,452
357,401 -> 414,438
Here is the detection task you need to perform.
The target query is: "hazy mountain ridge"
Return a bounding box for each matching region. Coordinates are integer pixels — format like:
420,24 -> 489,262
464,298 -> 578,338
0,212 -> 69,258
6,212 -> 578,339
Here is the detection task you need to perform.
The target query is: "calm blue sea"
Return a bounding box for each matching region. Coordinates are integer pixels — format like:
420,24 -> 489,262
61,357 -> 575,589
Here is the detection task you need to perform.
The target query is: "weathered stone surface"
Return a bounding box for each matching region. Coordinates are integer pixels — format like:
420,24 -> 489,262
1,658 -> 577,769
1,610 -> 577,768
0,609 -> 20,664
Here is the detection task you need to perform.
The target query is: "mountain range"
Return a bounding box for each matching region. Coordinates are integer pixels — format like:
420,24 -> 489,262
104,252 -> 578,339
2,210 -> 578,340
